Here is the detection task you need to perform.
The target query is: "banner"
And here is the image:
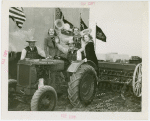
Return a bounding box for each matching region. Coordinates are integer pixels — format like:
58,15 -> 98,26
80,17 -> 88,31
96,25 -> 106,42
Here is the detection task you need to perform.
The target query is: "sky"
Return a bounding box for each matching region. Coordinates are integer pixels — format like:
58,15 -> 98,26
9,2 -> 148,58
89,2 -> 148,57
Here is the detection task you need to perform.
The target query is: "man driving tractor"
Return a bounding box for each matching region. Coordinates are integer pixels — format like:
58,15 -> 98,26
20,39 -> 46,60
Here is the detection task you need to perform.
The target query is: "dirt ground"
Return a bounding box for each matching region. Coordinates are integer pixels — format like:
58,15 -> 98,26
8,87 -> 141,112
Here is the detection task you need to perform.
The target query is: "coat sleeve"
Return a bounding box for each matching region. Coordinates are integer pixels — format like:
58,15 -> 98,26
85,42 -> 95,60
37,46 -> 46,58
56,43 -> 68,54
44,38 -> 49,57
20,49 -> 27,60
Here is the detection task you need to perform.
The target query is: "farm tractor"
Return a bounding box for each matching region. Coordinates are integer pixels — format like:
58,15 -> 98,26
8,57 -> 142,111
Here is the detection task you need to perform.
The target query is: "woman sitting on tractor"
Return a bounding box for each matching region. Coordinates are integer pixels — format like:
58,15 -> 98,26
79,29 -> 99,75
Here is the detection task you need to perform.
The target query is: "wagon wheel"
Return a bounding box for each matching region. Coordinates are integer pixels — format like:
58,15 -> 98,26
132,63 -> 142,97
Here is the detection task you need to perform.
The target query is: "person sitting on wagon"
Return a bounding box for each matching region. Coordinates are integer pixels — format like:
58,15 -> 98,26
20,39 -> 46,60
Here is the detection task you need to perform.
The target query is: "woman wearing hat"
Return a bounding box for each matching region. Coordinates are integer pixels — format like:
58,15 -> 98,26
20,39 -> 46,60
80,29 -> 98,67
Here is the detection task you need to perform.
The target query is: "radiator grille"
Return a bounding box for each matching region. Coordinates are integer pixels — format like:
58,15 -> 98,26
18,65 -> 30,86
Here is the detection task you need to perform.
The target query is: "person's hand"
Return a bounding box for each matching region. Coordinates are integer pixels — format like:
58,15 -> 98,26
84,58 -> 87,62
54,55 -> 60,59
46,55 -> 53,59
55,37 -> 60,44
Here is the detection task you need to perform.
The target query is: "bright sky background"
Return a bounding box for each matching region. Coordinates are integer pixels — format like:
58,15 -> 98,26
89,2 -> 148,58
9,2 -> 148,58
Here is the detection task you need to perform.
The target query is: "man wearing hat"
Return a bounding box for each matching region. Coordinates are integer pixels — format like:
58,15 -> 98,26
20,39 -> 46,60
55,38 -> 82,63
55,38 -> 82,82
73,27 -> 82,49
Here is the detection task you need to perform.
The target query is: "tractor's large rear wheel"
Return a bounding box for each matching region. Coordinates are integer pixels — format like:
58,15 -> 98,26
68,64 -> 97,107
31,86 -> 57,111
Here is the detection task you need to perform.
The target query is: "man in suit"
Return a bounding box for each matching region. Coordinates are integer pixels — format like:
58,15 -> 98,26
20,39 -> 46,60
73,27 -> 82,49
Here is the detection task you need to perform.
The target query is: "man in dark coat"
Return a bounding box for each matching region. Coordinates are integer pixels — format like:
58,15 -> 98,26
20,39 -> 46,60
73,27 -> 82,49
55,38 -> 82,63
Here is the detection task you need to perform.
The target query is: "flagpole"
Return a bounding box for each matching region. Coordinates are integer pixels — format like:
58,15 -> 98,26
80,13 -> 81,31
53,8 -> 55,29
95,22 -> 97,51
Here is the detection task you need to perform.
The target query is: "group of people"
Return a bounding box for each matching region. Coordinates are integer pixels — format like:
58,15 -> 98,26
20,27 -> 98,71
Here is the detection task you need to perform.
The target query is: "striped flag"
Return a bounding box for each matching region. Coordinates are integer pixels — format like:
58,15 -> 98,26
80,17 -> 88,31
55,8 -> 63,20
9,7 -> 26,28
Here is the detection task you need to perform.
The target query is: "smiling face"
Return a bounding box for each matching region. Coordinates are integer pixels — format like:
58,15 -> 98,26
29,42 -> 36,48
68,43 -> 75,50
48,29 -> 55,36
74,28 -> 79,35
83,34 -> 90,43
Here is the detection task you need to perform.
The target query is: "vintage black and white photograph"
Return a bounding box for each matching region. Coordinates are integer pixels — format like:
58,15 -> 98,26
1,1 -> 148,120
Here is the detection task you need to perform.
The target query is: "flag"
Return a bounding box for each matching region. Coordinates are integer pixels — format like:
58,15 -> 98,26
55,8 -> 74,29
55,8 -> 74,36
55,8 -> 63,19
62,15 -> 74,29
80,17 -> 88,31
96,25 -> 106,42
9,7 -> 26,28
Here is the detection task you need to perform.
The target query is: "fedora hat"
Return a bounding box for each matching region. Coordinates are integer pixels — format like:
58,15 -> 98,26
26,39 -> 37,42
66,39 -> 75,45
80,28 -> 92,36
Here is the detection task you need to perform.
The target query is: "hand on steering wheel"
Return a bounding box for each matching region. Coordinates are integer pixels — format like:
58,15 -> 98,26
54,55 -> 60,59
46,55 -> 53,59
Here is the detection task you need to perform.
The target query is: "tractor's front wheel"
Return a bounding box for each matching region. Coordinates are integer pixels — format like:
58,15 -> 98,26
8,79 -> 17,107
31,86 -> 57,111
68,64 -> 97,107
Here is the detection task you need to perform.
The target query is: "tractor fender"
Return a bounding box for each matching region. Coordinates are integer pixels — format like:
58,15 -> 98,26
67,60 -> 97,73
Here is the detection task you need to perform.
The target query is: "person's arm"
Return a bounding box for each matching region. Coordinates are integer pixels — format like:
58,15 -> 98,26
79,38 -> 86,52
55,36 -> 68,54
44,38 -> 49,58
20,49 -> 27,60
37,46 -> 46,58
56,43 -> 68,54
77,50 -> 82,60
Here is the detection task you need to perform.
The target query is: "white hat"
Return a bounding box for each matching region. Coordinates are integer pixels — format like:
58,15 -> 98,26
80,28 -> 92,36
26,39 -> 37,42
64,23 -> 72,31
